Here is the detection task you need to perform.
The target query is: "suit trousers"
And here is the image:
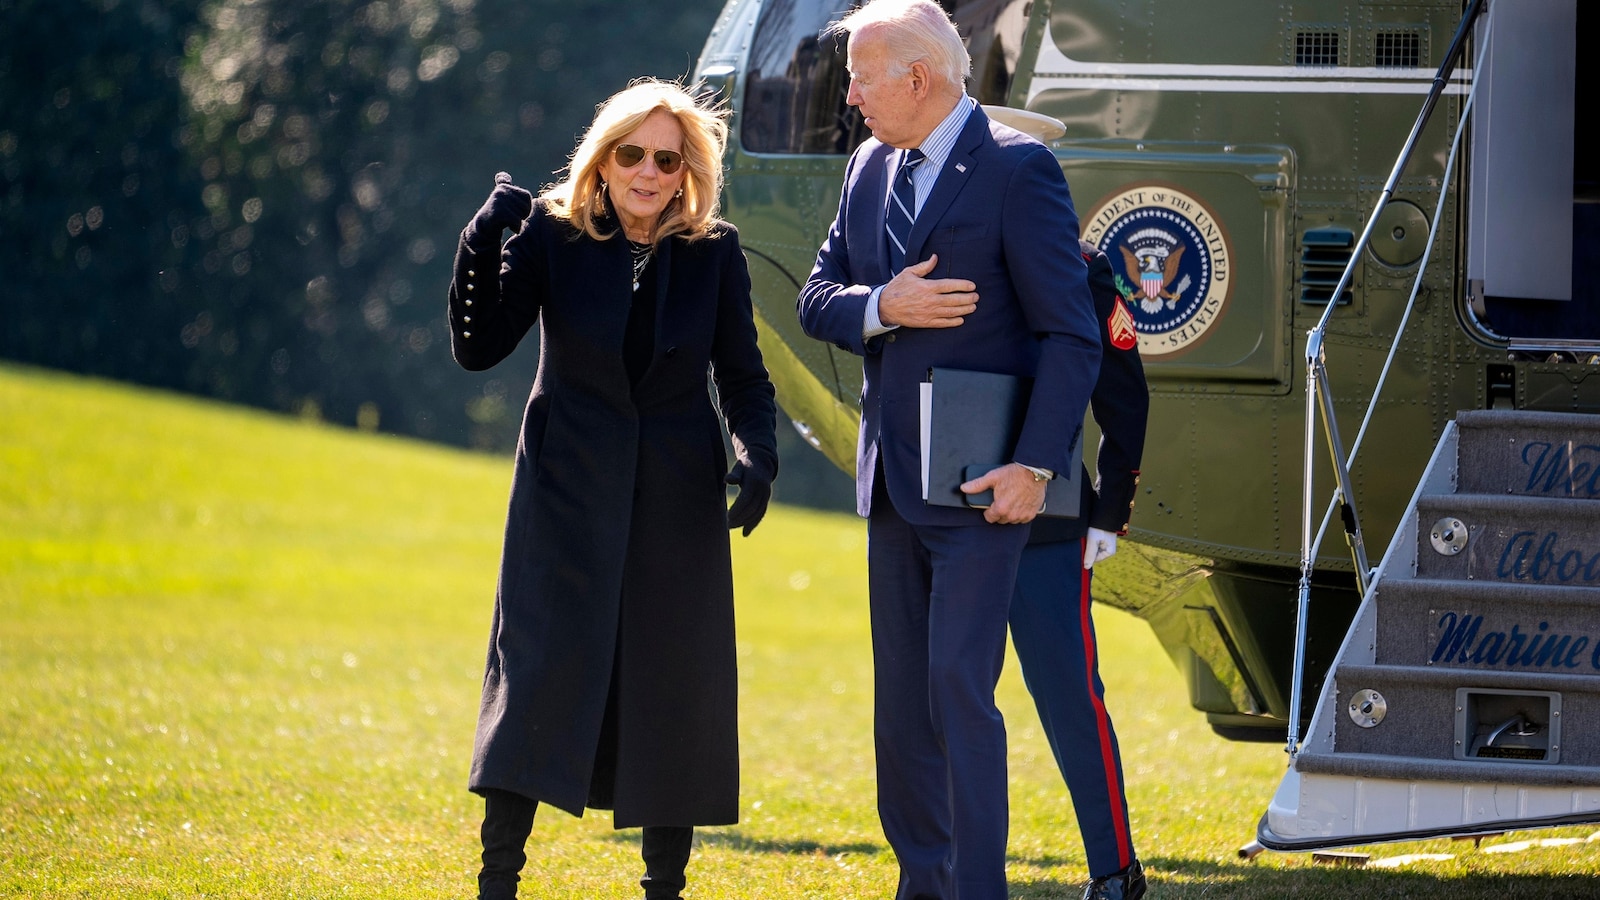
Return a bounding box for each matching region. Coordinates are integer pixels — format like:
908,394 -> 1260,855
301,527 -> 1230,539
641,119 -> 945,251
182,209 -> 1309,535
1009,539 -> 1135,877
868,471 -> 1031,900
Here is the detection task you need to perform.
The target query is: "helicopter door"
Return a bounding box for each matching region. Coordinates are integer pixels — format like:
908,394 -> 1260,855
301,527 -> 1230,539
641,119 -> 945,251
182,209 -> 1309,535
1467,0 -> 1597,345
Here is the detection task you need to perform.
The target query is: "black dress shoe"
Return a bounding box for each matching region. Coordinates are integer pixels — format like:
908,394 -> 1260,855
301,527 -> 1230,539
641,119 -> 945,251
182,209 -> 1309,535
1082,858 -> 1146,900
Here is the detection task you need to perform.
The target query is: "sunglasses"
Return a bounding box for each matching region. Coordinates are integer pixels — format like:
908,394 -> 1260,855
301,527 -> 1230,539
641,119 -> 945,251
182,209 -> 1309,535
612,143 -> 684,175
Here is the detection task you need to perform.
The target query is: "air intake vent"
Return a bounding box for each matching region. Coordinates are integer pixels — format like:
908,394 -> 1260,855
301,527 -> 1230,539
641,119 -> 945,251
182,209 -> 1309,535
1374,31 -> 1421,68
1300,227 -> 1355,306
1296,31 -> 1341,66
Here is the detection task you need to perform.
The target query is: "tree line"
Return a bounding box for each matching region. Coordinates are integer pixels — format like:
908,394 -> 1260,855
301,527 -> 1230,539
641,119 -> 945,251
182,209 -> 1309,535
2,0 -> 852,509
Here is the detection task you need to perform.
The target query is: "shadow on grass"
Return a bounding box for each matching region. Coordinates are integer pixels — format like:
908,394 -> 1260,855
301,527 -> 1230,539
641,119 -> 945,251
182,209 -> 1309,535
1005,855 -> 1592,899
602,829 -> 883,857
604,833 -> 1589,897
704,830 -> 884,856
1005,849 -> 1085,871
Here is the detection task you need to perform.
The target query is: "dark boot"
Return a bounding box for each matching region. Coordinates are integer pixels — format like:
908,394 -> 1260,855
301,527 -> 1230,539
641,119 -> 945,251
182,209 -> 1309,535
639,825 -> 693,900
478,789 -> 537,900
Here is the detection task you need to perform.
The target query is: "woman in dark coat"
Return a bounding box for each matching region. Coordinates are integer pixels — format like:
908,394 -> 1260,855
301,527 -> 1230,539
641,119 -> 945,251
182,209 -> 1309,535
446,79 -> 778,900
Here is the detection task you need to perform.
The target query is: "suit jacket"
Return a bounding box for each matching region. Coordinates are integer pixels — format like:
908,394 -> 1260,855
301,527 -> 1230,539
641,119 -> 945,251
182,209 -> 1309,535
448,201 -> 776,826
798,104 -> 1102,525
1030,240 -> 1149,544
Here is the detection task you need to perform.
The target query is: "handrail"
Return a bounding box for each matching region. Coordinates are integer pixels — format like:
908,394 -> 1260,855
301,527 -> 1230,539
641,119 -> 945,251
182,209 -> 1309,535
1285,0 -> 1488,760
1307,31 -> 1490,578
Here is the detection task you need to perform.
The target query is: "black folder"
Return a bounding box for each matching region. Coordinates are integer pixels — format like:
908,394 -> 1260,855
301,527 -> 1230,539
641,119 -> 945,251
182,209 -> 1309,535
922,366 -> 1081,518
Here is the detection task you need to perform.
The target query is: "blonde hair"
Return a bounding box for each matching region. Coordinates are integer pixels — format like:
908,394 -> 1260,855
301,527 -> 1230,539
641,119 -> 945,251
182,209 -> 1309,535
541,79 -> 728,244
828,0 -> 971,87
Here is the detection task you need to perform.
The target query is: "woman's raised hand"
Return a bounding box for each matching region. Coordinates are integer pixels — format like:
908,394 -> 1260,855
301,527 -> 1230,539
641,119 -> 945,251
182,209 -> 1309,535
465,172 -> 534,249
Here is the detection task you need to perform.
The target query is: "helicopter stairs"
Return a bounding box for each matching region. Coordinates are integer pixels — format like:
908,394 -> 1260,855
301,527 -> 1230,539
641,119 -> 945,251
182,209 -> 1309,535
1258,408 -> 1600,850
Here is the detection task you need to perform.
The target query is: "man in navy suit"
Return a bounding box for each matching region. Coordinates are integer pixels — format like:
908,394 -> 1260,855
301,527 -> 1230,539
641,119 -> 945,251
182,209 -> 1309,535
797,2 -> 1101,897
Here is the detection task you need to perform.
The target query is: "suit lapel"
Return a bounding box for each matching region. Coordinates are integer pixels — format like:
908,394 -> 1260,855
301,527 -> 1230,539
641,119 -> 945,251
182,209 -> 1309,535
905,107 -> 989,266
876,148 -> 902,280
860,144 -> 895,284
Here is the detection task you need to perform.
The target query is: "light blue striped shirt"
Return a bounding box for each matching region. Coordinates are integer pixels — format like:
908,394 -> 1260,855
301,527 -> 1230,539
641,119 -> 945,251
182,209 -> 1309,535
864,96 -> 976,337
899,94 -> 974,217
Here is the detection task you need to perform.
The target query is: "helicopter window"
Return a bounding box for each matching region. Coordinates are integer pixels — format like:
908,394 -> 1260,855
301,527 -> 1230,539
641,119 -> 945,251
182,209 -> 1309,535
740,0 -> 1032,155
954,0 -> 1030,109
742,1 -> 864,155
1294,31 -> 1342,67
1373,31 -> 1421,69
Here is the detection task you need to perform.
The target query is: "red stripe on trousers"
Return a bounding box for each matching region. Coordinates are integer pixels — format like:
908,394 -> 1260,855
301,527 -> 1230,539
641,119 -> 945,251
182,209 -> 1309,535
1080,538 -> 1133,869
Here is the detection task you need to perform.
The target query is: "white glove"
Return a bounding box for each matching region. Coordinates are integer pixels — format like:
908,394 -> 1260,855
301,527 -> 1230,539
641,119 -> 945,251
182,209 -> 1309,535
1083,527 -> 1118,569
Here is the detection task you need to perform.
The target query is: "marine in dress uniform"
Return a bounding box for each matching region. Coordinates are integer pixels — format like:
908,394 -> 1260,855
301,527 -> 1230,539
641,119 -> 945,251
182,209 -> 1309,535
1010,239 -> 1149,900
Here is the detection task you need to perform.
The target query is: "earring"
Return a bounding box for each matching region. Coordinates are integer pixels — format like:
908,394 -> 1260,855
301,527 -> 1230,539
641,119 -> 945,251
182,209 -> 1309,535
675,189 -> 683,198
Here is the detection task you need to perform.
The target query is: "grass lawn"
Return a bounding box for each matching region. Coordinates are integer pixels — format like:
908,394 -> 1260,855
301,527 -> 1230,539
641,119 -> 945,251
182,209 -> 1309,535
2,362 -> 1597,898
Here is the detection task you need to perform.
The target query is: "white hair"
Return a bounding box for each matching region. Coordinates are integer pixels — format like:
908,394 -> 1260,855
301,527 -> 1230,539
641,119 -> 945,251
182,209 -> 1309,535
827,0 -> 971,87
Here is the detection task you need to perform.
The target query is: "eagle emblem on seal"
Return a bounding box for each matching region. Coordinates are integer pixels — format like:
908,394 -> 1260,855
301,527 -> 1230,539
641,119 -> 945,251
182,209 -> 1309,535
1120,238 -> 1191,314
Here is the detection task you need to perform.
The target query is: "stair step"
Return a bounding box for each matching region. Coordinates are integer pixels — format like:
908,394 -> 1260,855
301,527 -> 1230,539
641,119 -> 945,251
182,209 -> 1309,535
1455,409 -> 1600,499
1294,750 -> 1600,787
1374,578 -> 1600,671
1340,662 -> 1600,693
1413,493 -> 1600,585
1268,410 -> 1600,844
1326,663 -> 1600,767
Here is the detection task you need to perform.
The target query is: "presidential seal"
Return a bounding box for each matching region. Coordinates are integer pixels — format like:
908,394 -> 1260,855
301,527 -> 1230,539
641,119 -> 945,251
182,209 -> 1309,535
1082,185 -> 1232,358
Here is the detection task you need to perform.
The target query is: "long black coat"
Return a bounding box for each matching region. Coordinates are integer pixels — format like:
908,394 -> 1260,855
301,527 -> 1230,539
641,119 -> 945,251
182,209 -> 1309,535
447,202 -> 777,827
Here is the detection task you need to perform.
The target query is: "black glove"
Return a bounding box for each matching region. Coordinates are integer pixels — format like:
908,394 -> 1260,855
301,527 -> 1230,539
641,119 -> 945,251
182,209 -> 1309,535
464,172 -> 533,250
725,459 -> 774,537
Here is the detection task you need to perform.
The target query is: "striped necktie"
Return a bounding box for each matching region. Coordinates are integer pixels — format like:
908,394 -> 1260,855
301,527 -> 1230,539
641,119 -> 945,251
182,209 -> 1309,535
885,148 -> 925,274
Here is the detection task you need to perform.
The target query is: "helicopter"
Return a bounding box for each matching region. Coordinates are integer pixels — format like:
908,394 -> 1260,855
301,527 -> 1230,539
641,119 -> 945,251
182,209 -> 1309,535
692,0 -> 1599,850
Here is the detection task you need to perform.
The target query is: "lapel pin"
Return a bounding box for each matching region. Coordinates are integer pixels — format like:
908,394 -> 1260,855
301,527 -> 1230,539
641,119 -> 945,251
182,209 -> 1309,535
955,163 -> 967,173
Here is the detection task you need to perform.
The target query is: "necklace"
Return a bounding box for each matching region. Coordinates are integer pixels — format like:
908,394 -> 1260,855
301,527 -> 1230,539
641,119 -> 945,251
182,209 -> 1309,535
629,240 -> 652,292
